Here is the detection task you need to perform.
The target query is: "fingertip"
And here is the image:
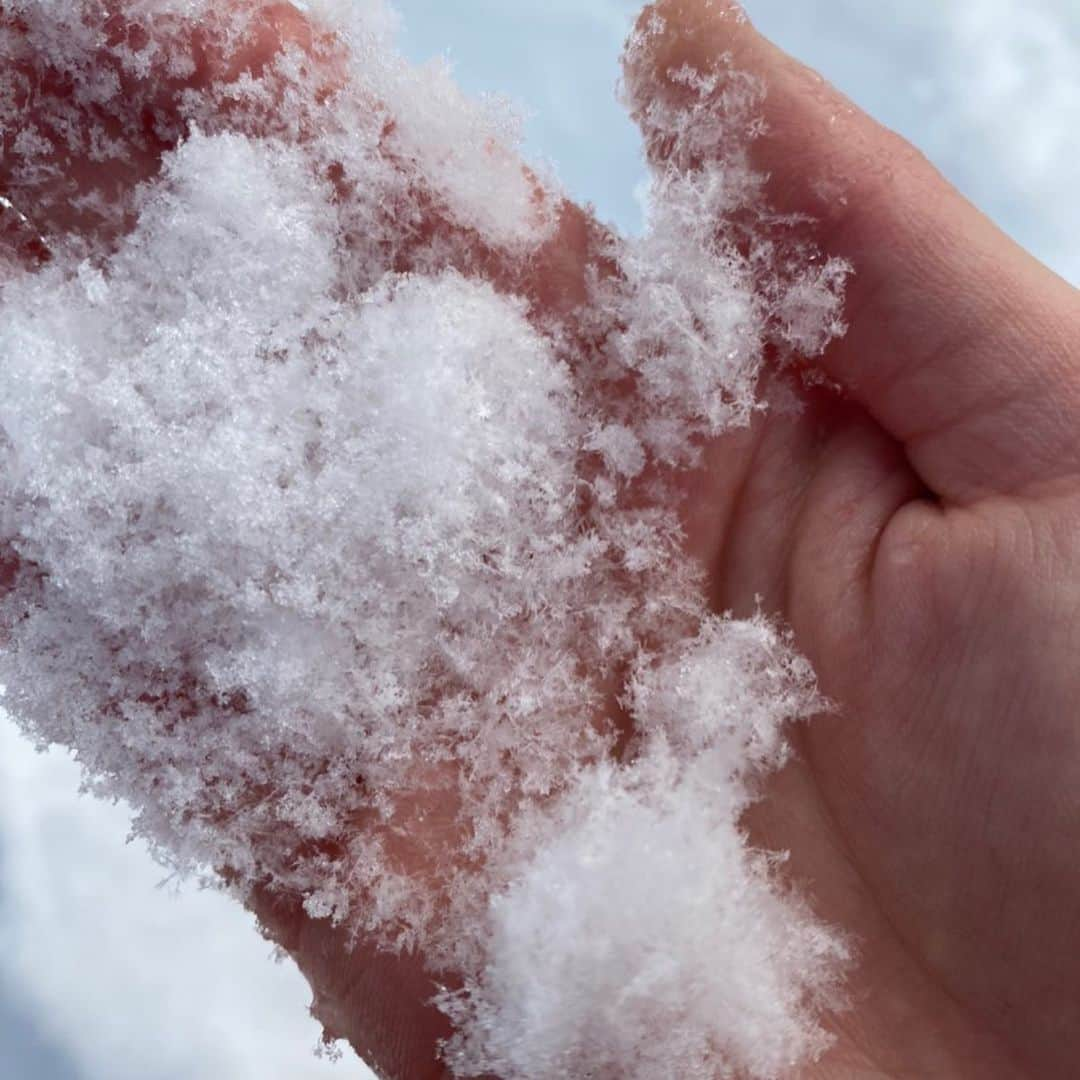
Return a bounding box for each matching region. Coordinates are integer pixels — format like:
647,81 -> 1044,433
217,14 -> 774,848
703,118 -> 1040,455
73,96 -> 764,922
194,2 -> 326,84
0,1 -> 345,257
622,0 -> 752,110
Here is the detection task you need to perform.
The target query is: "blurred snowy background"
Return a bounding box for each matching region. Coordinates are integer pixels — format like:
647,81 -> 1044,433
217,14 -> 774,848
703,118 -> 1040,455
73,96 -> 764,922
1,1 -> 1077,1077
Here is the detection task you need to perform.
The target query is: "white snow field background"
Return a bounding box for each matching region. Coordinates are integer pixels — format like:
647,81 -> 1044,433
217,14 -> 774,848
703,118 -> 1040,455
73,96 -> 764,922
0,2 -> 1077,1079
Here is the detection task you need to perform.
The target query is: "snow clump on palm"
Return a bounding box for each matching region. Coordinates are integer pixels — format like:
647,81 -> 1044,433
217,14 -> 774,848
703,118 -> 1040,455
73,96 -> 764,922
0,2 -> 850,1076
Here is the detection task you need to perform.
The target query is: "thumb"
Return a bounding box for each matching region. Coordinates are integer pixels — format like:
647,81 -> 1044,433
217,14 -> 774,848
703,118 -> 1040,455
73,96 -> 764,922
624,0 -> 1080,505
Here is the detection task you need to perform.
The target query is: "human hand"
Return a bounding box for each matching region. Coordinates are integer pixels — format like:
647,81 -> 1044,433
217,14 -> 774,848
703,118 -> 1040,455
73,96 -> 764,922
250,3 -> 1080,1076
627,3 -> 1080,1078
4,2 -> 1079,1078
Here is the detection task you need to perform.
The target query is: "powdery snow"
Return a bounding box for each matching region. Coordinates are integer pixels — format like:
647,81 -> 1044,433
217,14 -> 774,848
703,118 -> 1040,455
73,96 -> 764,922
0,2 -> 850,1076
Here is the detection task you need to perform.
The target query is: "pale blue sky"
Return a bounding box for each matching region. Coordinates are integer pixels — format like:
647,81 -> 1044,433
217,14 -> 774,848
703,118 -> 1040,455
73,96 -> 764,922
390,0 -> 1078,280
1,3 -> 1077,1079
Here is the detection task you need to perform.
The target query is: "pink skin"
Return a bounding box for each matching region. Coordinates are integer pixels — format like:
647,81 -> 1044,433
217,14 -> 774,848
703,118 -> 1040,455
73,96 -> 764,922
5,1 -> 1080,1077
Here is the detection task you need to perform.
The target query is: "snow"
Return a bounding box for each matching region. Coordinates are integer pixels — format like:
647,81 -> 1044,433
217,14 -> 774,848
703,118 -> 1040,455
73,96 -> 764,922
0,2 -> 849,1075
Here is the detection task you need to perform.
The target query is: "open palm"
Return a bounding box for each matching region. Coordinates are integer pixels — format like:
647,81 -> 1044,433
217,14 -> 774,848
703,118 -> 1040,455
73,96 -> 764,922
645,4 -> 1080,1077
5,2 -> 1080,1078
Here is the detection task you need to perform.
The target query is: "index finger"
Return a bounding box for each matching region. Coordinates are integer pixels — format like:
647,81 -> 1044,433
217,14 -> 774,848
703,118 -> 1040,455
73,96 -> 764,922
624,0 -> 1080,505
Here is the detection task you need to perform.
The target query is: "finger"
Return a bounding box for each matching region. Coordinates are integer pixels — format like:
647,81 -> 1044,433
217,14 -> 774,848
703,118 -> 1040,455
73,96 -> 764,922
0,1 -> 597,321
624,0 -> 1080,505
0,1 -> 337,256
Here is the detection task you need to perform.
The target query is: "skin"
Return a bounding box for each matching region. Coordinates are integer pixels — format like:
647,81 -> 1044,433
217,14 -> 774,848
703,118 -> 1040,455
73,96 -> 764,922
4,1 -> 1080,1077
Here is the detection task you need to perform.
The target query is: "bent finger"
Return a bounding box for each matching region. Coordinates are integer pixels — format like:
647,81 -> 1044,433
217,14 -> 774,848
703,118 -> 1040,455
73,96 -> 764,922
624,0 -> 1080,505
0,1 -> 339,257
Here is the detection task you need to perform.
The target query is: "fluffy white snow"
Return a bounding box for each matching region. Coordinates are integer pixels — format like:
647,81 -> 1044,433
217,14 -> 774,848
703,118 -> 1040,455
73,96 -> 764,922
0,2 -> 850,1076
